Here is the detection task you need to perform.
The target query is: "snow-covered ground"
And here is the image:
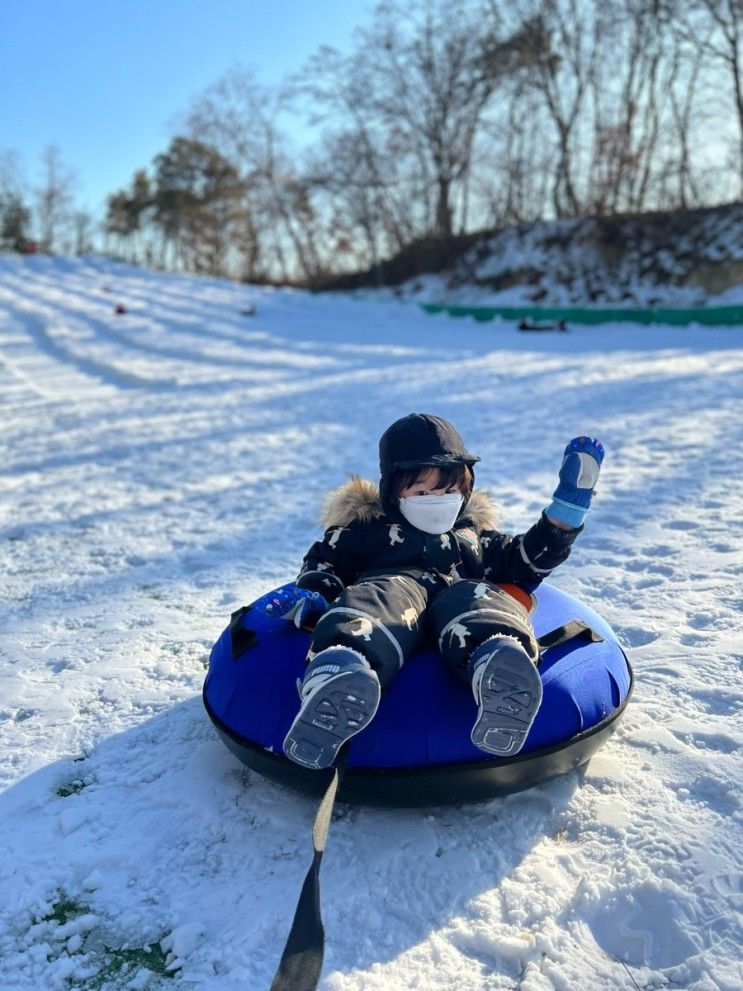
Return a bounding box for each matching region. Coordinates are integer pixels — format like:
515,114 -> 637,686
383,207 -> 743,308
0,255 -> 741,991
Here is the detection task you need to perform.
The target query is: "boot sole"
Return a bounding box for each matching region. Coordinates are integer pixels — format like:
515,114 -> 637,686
471,645 -> 543,756
283,670 -> 381,770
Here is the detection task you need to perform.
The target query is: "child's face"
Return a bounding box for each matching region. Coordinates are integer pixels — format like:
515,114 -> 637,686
399,468 -> 462,498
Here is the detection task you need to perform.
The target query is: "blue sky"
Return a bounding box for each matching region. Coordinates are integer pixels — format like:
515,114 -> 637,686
1,1 -> 373,214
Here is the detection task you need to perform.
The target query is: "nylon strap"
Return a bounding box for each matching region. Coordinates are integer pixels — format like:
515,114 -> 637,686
538,619 -> 603,653
229,606 -> 258,661
269,744 -> 350,991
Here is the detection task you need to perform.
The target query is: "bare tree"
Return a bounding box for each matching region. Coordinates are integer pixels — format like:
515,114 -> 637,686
299,44 -> 419,269
305,127 -> 401,277
471,86 -> 533,224
72,211 -> 94,255
517,0 -> 602,217
502,0 -> 731,216
302,0 -> 536,253
585,1 -> 670,214
184,68 -> 308,281
665,36 -> 707,207
659,0 -> 742,195
35,145 -> 75,253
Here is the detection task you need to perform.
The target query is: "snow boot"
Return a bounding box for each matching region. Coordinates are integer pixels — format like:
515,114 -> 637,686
469,637 -> 543,756
283,647 -> 381,770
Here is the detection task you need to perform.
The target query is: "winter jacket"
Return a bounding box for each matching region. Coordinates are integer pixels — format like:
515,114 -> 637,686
296,476 -> 580,600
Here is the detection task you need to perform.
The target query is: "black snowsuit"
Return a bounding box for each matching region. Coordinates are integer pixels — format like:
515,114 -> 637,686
295,414 -> 580,686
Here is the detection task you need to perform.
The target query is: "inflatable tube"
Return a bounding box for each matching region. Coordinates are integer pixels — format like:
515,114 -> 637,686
203,582 -> 632,807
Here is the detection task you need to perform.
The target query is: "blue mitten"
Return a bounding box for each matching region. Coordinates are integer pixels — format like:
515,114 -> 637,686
266,588 -> 328,630
546,436 -> 604,528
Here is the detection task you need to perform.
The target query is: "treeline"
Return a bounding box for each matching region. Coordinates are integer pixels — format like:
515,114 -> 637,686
3,0 -> 742,284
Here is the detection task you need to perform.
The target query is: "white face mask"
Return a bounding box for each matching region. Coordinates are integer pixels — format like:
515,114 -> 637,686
398,493 -> 464,534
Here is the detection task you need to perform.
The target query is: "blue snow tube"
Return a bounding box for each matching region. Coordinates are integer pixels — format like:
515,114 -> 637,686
203,582 -> 632,806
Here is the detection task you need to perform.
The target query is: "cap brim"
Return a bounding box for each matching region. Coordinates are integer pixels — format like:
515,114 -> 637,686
392,454 -> 480,469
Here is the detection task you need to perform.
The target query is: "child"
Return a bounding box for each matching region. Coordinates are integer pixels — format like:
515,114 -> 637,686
281,413 -> 603,770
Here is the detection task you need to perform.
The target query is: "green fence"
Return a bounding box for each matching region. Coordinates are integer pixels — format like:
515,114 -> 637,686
420,303 -> 743,327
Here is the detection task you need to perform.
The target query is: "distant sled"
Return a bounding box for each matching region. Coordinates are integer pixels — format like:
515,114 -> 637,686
518,317 -> 568,332
203,582 -> 632,807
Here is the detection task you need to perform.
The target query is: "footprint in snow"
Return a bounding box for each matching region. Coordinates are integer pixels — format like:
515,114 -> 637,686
615,627 -> 660,648
670,730 -> 738,755
587,881 -> 701,969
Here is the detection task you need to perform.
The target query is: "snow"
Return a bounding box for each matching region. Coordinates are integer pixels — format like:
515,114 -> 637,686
377,209 -> 743,308
1,254 -> 741,990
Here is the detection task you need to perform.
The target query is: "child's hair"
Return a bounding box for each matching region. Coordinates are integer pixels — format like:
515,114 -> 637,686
390,464 -> 473,502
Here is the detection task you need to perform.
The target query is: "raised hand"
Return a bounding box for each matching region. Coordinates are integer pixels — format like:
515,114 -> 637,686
546,436 -> 604,528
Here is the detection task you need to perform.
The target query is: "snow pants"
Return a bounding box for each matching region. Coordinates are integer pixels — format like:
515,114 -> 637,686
309,575 -> 538,687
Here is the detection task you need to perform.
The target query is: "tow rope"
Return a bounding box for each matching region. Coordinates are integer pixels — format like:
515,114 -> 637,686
269,744 -> 350,991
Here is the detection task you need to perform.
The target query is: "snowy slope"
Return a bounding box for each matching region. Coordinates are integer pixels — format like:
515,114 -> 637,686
383,206 -> 743,308
0,255 -> 741,991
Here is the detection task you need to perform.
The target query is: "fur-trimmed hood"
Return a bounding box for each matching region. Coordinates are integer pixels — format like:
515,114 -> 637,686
321,475 -> 500,534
